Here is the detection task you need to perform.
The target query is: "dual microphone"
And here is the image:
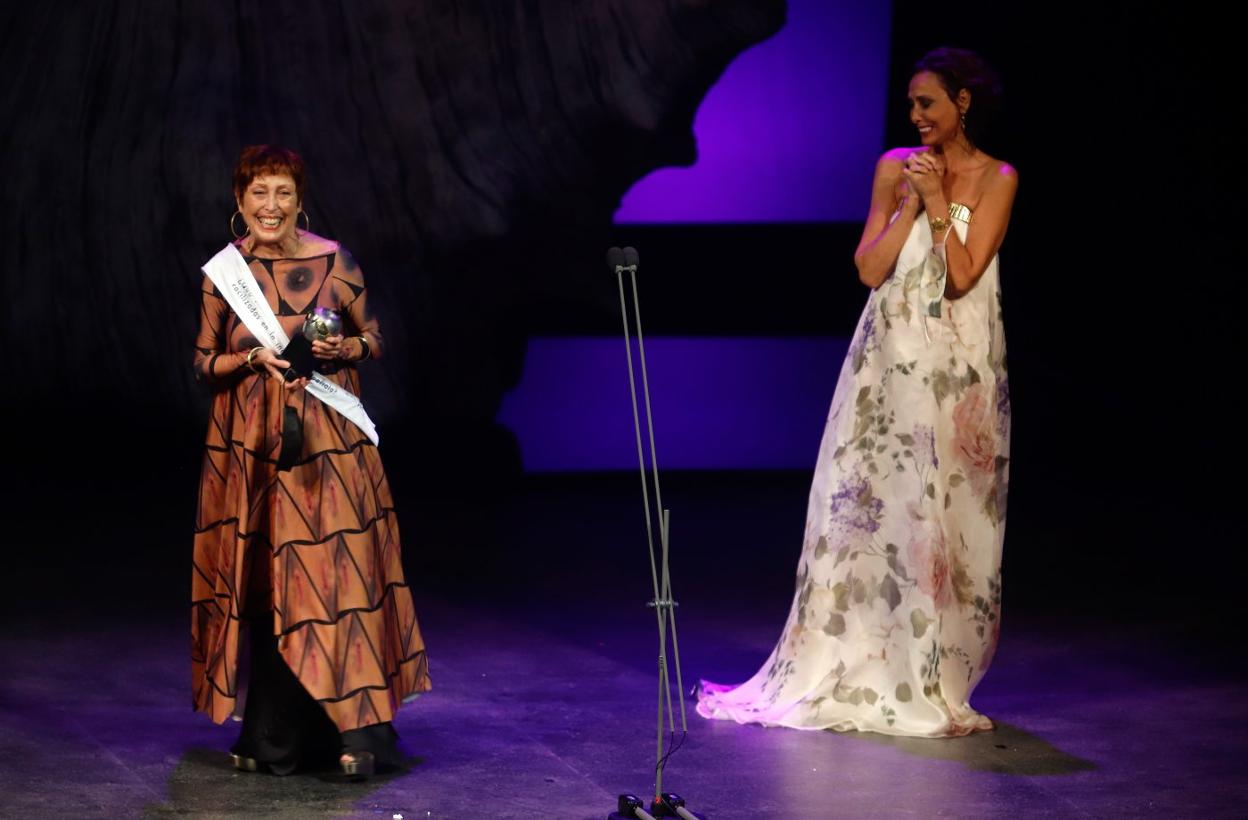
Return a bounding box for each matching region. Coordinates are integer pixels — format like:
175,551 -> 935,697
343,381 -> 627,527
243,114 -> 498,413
606,246 -> 639,274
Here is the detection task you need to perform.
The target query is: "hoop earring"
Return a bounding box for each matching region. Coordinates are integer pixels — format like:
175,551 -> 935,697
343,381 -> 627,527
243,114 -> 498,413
230,210 -> 248,239
298,211 -> 310,232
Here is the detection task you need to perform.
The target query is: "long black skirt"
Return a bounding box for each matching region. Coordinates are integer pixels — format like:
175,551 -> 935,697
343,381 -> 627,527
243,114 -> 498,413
231,614 -> 403,775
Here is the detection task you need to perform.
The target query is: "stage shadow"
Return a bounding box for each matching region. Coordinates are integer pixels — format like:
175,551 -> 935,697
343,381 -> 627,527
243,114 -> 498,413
143,746 -> 424,817
841,721 -> 1096,776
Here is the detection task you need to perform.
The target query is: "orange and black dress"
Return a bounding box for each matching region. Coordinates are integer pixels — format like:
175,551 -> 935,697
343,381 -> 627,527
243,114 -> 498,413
191,241 -> 429,769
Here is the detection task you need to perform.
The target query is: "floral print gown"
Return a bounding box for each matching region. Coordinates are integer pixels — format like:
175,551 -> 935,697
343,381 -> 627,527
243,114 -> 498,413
697,205 -> 1009,737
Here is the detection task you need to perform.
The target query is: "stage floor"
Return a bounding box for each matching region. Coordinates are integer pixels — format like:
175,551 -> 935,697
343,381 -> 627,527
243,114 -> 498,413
2,473 -> 1244,818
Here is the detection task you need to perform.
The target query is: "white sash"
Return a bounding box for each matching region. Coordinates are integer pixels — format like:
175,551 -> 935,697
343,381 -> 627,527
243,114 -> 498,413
201,244 -> 380,446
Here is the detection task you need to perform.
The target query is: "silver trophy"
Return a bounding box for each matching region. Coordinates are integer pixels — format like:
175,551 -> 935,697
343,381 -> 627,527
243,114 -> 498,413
282,307 -> 342,381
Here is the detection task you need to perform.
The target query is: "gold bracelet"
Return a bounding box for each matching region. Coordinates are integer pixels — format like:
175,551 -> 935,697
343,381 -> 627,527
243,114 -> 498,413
245,346 -> 264,372
929,215 -> 951,234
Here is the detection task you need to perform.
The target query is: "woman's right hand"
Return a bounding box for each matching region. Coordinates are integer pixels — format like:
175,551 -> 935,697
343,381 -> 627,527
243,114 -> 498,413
896,179 -> 923,216
902,151 -> 945,202
249,347 -> 308,391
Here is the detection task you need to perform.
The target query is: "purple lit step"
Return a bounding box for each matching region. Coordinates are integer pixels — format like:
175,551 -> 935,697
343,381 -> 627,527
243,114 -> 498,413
498,336 -> 850,471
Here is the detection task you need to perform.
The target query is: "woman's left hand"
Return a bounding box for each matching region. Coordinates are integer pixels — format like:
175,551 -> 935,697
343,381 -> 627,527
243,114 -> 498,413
311,334 -> 347,361
902,152 -> 946,201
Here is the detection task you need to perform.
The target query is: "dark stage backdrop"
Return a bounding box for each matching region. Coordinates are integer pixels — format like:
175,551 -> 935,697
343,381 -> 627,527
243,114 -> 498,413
0,1 -> 1236,627
0,0 -> 786,474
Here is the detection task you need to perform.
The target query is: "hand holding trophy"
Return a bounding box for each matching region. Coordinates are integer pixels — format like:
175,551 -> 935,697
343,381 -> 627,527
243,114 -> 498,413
281,307 -> 343,382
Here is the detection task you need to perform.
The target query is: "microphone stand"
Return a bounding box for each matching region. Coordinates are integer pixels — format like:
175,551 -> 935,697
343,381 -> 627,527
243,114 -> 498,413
606,247 -> 706,820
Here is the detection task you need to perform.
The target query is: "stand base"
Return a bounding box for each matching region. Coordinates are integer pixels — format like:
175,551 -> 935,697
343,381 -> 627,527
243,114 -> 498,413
608,812 -> 707,820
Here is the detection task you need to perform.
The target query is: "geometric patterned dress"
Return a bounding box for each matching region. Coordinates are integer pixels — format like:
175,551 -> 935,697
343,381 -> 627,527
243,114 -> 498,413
697,204 -> 1009,736
191,243 -> 430,734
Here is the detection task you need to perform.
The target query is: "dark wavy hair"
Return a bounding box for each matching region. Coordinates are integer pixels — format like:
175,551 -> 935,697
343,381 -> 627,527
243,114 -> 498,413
232,144 -> 306,203
913,48 -> 1003,149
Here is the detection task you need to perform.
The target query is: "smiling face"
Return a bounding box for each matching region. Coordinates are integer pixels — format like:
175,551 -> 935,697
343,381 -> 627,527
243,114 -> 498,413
236,173 -> 300,249
907,70 -> 968,147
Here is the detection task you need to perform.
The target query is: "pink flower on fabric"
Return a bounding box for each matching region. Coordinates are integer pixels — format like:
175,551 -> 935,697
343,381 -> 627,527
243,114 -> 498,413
906,505 -> 952,610
952,383 -> 997,496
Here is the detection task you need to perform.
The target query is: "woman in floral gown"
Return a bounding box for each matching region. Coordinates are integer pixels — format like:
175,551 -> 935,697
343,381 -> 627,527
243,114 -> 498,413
697,48 -> 1017,737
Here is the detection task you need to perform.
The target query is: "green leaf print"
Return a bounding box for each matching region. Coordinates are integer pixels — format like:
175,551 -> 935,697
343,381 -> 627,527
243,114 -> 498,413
903,263 -> 923,290
910,608 -> 933,638
886,554 -> 909,581
799,579 -> 814,608
932,370 -> 952,405
982,490 -> 999,523
823,613 -> 846,637
952,562 -> 975,606
833,582 -> 850,612
880,574 -> 902,611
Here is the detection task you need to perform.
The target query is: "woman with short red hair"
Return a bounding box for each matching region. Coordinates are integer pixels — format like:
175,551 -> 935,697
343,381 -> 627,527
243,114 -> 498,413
191,145 -> 430,778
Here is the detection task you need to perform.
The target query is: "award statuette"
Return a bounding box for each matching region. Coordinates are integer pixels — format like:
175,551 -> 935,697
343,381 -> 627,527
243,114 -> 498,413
281,307 -> 343,382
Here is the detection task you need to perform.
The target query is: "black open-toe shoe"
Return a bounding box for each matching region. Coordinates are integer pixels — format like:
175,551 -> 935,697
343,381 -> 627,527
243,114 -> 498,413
339,750 -> 375,780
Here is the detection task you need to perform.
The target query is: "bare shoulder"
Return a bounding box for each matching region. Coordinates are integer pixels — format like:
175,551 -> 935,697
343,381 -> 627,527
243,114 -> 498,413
984,156 -> 1019,191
